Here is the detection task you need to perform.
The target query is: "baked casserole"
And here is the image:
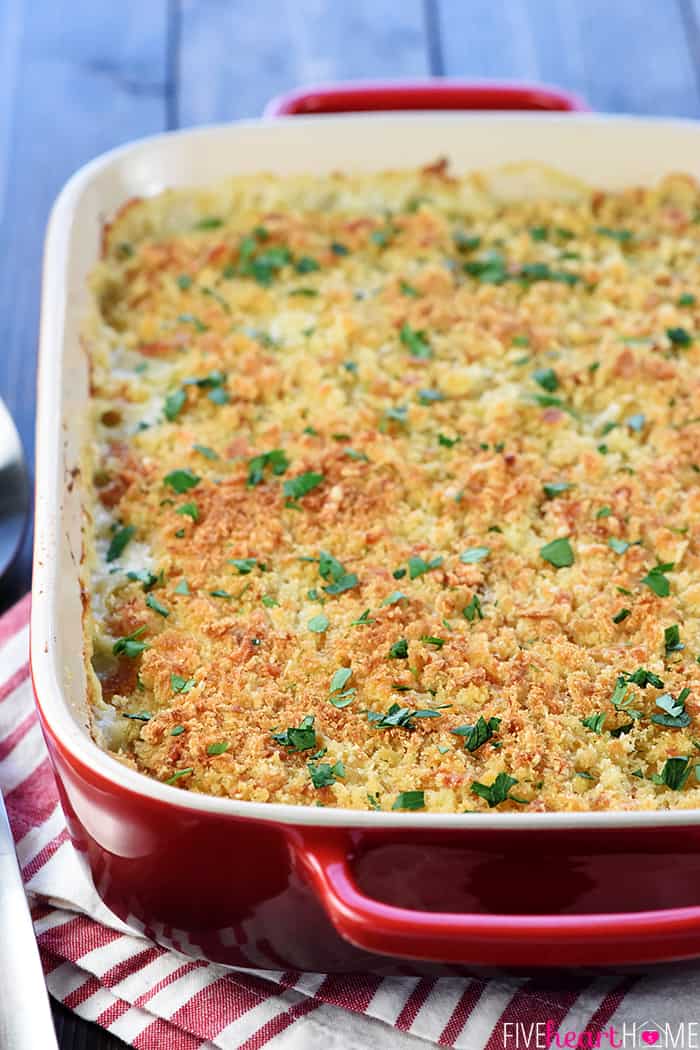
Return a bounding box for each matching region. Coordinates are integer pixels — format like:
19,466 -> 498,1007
83,162 -> 700,813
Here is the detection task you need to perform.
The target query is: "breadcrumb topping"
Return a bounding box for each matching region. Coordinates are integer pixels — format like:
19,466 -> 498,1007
84,163 -> 700,813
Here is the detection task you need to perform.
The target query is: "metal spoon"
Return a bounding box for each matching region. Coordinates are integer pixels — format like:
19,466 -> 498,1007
0,396 -> 30,582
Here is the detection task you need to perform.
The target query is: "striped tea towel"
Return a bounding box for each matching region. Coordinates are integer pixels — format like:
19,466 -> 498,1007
2,594 -> 697,1049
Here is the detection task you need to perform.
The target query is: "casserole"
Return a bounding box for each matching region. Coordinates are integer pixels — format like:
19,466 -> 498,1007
32,86 -> 700,970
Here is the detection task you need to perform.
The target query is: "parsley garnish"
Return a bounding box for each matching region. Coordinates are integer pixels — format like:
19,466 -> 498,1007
667,327 -> 692,347
164,389 -> 186,422
471,773 -> 520,808
641,563 -> 674,597
207,742 -> 229,756
296,256 -> 320,274
271,715 -> 317,752
388,638 -> 409,659
400,323 -> 432,359
176,274 -> 192,290
651,689 -> 691,728
382,591 -> 408,606
613,608 -> 631,624
261,594 -> 278,608
399,280 -> 420,297
543,482 -> 571,499
596,226 -> 633,243
196,217 -> 223,230
408,554 -> 443,579
451,715 -> 501,752
329,667 -> 355,708
308,760 -> 345,788
679,293 -> 696,306
392,790 -> 425,811
171,674 -> 195,694
463,595 -> 483,621
112,626 -> 148,658
164,469 -> 200,494
247,449 -> 289,487
177,313 -> 208,333
540,537 -> 574,568
460,546 -> 490,564
438,433 -> 460,448
317,549 -> 359,595
464,251 -> 507,284
284,472 -> 324,502
166,768 -> 194,784
174,578 -> 190,595
581,713 -> 606,733
193,444 -> 218,460
351,609 -> 375,626
608,538 -> 632,555
596,506 -> 612,518
176,502 -> 199,522
664,624 -> 684,653
653,756 -> 692,790
533,368 -> 558,393
106,524 -> 135,563
367,703 -> 442,731
123,710 -> 151,722
308,613 -> 329,633
421,636 -> 445,648
146,593 -> 169,617
229,558 -> 257,575
127,569 -> 159,591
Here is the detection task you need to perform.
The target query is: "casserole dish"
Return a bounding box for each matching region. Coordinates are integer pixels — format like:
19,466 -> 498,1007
32,83 -> 700,971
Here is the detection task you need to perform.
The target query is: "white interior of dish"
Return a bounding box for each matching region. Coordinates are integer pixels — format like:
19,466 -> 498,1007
33,113 -> 700,828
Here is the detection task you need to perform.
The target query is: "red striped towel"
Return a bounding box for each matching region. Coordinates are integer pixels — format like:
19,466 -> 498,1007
1,595 -> 692,1049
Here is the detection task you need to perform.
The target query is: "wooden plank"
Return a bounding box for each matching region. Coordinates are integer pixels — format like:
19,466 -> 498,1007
0,0 -> 169,600
437,0 -> 700,116
178,0 -> 429,124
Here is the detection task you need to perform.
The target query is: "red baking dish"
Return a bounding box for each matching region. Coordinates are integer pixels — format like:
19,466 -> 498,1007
32,81 -> 700,972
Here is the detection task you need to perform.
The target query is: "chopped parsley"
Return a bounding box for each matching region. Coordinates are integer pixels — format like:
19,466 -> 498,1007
317,549 -> 359,595
540,537 -> 574,568
351,609 -> 375,626
166,768 -> 194,784
174,578 -> 190,595
651,689 -> 691,729
596,226 -> 633,243
581,713 -> 606,733
106,524 -> 135,563
596,506 -> 612,519
463,594 -> 483,621
112,626 -> 148,658
667,326 -> 692,347
146,594 -> 170,617
367,703 -> 442,731
127,569 -> 159,591
408,554 -> 443,579
679,293 -> 696,306
229,558 -> 258,575
470,773 -> 520,808
400,323 -> 432,359
261,594 -> 279,608
271,715 -> 317,752
613,608 -> 631,624
193,444 -> 218,460
177,312 -> 208,332
460,546 -> 490,564
543,482 -> 571,500
533,368 -> 558,393
421,635 -> 445,648
284,472 -> 324,502
388,638 -> 409,659
296,256 -> 320,273
176,502 -> 199,522
171,674 -> 195,694
123,710 -> 151,722
438,433 -> 460,448
664,624 -> 684,654
608,538 -> 632,555
392,790 -> 425,811
207,742 -> 230,756
451,715 -> 501,752
641,562 -> 674,598
652,756 -> 692,790
196,217 -> 223,230
308,760 -> 345,788
399,280 -> 420,297
382,591 -> 408,606
329,667 -> 355,708
308,612 -> 329,633
164,389 -> 186,422
247,449 -> 289,487
164,469 -> 200,494
176,274 -> 192,290
464,251 -> 507,284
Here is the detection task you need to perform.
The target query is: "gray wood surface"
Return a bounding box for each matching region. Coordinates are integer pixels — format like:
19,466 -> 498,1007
1,1 -> 700,1046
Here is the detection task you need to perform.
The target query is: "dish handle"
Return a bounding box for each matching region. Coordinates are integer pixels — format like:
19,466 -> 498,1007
295,832 -> 700,967
263,79 -> 590,117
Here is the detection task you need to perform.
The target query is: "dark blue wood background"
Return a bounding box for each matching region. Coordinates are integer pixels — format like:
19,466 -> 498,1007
2,1 -> 700,1045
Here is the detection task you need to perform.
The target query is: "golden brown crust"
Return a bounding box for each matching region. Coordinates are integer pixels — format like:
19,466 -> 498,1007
84,165 -> 700,813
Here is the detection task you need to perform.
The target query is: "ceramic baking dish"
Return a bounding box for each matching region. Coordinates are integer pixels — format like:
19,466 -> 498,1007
31,82 -> 700,972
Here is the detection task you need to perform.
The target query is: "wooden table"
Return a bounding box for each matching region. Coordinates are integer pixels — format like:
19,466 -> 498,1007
2,1 -> 700,1045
